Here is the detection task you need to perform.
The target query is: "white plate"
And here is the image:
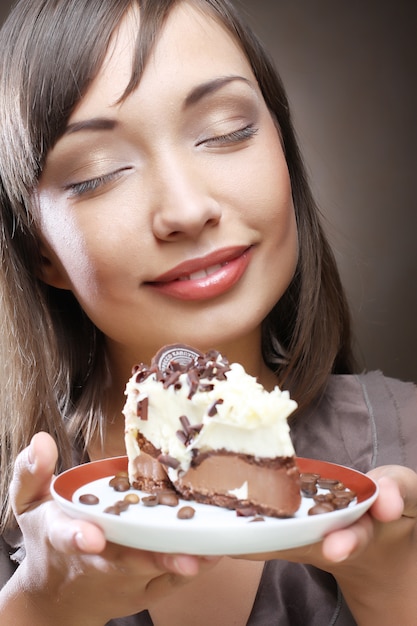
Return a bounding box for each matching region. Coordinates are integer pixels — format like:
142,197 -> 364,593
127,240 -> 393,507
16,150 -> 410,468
51,456 -> 378,555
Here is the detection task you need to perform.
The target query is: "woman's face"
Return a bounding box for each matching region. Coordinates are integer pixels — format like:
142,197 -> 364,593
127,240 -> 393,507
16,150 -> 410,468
37,2 -> 298,369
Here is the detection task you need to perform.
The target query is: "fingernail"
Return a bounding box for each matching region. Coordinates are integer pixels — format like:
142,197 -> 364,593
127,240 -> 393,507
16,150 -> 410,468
27,437 -> 36,468
74,531 -> 87,551
164,555 -> 198,576
328,546 -> 350,563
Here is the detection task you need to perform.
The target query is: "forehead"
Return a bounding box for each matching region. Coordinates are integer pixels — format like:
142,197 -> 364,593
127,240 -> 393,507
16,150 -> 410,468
68,2 -> 257,123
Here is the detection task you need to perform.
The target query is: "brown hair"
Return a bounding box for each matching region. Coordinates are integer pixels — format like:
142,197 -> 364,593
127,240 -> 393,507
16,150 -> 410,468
0,0 -> 355,531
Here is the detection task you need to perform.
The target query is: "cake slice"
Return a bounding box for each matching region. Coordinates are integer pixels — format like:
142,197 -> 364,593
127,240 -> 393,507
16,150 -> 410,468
123,344 -> 301,517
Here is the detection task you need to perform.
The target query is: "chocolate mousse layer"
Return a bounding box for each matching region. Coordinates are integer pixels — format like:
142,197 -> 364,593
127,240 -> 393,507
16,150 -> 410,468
130,455 -> 171,492
176,451 -> 301,517
130,437 -> 171,492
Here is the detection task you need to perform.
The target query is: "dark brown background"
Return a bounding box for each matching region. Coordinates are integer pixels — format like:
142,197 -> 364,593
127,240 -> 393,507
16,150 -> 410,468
1,1 -> 415,382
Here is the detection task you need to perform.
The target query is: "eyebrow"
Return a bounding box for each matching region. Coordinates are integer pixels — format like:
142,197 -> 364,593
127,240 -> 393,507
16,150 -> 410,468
64,117 -> 117,136
62,76 -> 254,137
184,75 -> 254,108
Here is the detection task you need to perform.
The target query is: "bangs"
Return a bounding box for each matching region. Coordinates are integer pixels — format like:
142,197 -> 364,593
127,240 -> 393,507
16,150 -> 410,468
0,0 -> 133,203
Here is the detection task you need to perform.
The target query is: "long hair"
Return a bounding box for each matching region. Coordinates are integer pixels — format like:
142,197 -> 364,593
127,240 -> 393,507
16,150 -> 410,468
0,0 -> 355,531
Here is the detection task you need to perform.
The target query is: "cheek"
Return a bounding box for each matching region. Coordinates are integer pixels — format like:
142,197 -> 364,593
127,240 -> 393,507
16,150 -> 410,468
245,137 -> 299,277
215,119 -> 293,225
37,193 -> 110,293
239,141 -> 295,240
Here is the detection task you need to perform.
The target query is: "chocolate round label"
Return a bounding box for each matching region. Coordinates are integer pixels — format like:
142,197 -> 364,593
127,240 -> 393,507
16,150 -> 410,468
152,344 -> 203,372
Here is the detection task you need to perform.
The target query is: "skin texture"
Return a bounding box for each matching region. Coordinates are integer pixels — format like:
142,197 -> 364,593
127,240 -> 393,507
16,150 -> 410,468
1,4 -> 416,625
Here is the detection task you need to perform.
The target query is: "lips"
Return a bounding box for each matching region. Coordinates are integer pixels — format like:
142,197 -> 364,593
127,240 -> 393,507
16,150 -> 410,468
146,246 -> 252,301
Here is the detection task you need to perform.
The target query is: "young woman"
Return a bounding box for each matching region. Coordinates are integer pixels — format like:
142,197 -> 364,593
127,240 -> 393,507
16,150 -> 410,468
0,1 -> 415,624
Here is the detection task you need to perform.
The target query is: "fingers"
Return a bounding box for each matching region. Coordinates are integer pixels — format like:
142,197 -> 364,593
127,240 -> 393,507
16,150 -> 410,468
368,466 -> 417,521
11,433 -> 220,574
144,555 -> 222,604
46,505 -> 107,555
321,514 -> 374,562
45,504 -> 211,567
11,432 -> 108,555
10,431 -> 58,516
322,465 -> 417,563
155,554 -> 221,577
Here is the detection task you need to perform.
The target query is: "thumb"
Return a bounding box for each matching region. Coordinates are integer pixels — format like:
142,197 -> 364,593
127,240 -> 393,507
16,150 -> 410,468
11,431 -> 58,516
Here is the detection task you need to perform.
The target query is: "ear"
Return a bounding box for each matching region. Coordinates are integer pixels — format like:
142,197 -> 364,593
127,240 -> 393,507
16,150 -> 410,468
37,243 -> 72,290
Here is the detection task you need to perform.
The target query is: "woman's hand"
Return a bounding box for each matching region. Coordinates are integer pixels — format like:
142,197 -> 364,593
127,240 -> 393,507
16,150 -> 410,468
240,465 -> 417,625
0,432 -> 219,626
323,465 -> 417,625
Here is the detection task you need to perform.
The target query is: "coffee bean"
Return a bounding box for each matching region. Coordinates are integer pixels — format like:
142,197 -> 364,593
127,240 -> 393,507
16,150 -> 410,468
313,493 -> 335,504
333,489 -> 356,502
79,493 -> 99,505
142,495 -> 159,507
177,506 -> 195,520
300,478 -> 318,497
114,500 -> 130,513
109,476 -> 130,492
308,502 -> 335,515
124,493 -> 140,504
333,497 -> 351,510
317,478 -> 339,490
300,473 -> 320,481
104,505 -> 121,515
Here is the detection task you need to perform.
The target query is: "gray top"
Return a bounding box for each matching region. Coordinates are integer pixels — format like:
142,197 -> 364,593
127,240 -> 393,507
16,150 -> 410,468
1,371 -> 416,625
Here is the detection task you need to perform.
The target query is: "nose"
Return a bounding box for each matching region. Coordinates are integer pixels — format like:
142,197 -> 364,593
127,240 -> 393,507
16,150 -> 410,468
151,153 -> 222,241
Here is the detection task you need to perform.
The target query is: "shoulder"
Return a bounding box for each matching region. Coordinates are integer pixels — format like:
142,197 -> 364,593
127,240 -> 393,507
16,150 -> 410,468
290,372 -> 416,472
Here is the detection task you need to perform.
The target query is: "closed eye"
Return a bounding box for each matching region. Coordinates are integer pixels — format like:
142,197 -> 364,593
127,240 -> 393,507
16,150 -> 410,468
197,124 -> 258,148
65,168 -> 130,198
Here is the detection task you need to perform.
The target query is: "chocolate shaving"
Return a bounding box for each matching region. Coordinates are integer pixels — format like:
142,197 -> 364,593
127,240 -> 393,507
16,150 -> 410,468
187,369 -> 200,399
157,454 -> 180,470
176,430 -> 188,445
179,415 -> 191,433
176,415 -> 203,445
208,398 -> 224,417
199,383 -> 215,392
236,506 -> 257,517
163,370 -> 182,389
136,396 -> 149,420
131,345 -> 232,401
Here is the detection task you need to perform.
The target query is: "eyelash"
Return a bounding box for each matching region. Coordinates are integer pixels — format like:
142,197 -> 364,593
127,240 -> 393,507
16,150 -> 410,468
199,123 -> 259,147
65,170 -> 123,198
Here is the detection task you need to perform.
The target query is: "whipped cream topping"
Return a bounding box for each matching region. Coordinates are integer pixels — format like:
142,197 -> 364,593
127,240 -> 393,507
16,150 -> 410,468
123,348 -> 297,482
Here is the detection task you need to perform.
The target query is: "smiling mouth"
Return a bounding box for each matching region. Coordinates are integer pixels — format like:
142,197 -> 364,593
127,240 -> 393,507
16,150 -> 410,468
146,246 -> 253,301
